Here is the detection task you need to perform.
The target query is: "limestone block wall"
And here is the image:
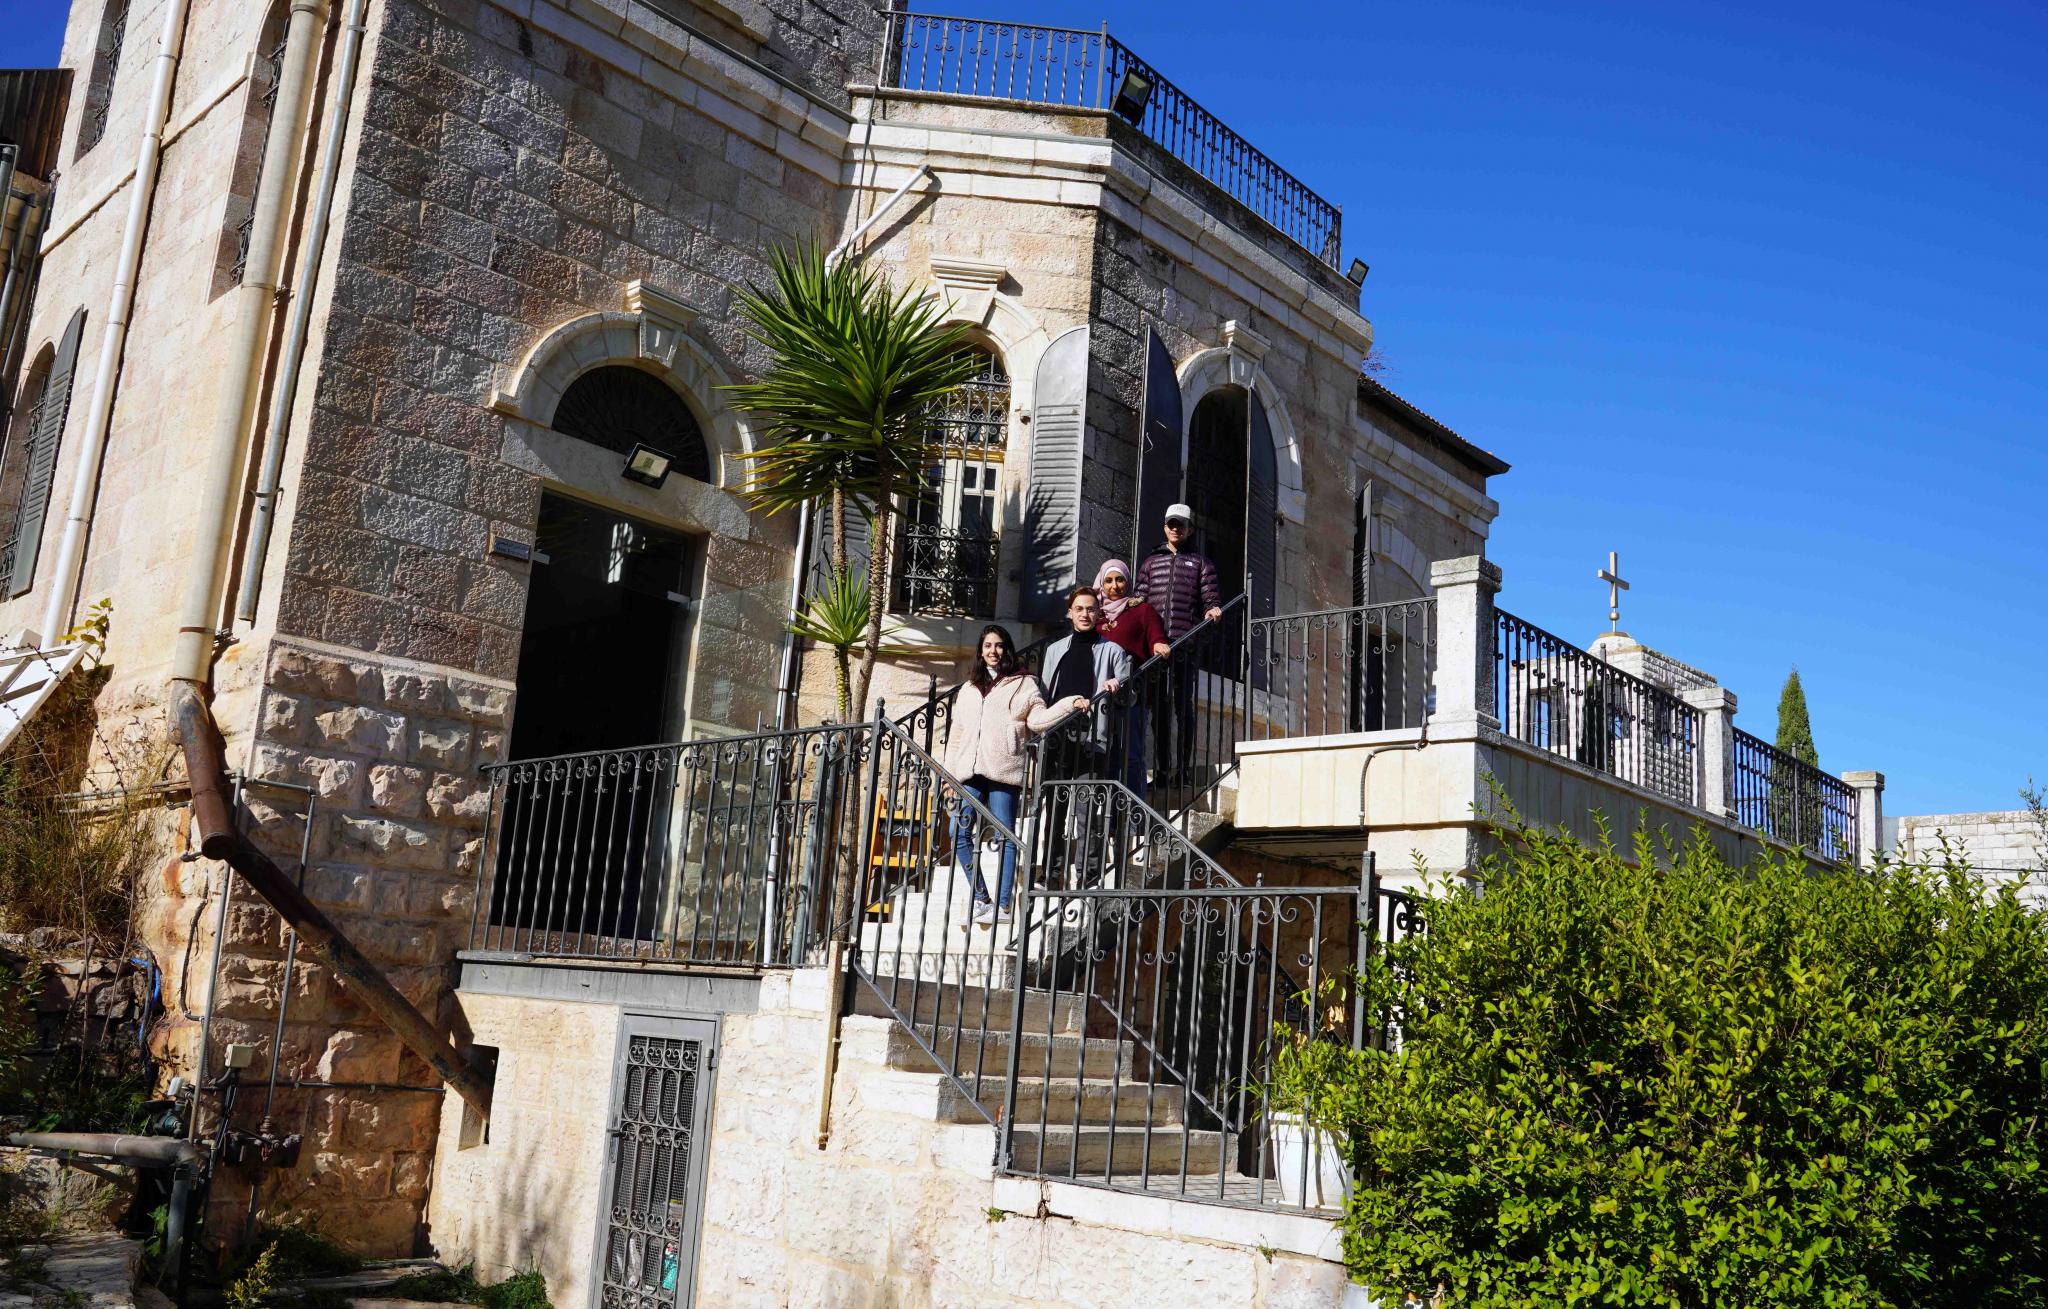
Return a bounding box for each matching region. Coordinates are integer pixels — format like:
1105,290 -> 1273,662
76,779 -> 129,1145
134,637 -> 513,1252
1893,809 -> 2045,872
427,989 -> 621,1309
693,972 -> 1357,1309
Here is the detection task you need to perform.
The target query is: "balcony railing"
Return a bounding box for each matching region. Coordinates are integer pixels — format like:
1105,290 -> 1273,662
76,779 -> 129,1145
1248,599 -> 1435,739
1494,609 -> 1701,808
879,11 -> 1343,265
1731,729 -> 1859,863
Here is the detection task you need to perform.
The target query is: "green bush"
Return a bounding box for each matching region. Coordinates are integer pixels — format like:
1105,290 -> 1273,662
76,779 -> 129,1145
1339,826 -> 2048,1307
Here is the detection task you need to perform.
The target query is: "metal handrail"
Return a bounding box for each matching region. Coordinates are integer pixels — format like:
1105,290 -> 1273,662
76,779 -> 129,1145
878,10 -> 1343,266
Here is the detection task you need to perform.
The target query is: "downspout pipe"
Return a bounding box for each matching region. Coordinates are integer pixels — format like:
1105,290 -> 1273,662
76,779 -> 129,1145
38,0 -> 194,642
166,0 -> 329,683
234,0 -> 371,623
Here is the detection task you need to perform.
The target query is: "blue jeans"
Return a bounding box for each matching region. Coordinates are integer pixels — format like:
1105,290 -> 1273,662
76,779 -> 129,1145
954,780 -> 1020,909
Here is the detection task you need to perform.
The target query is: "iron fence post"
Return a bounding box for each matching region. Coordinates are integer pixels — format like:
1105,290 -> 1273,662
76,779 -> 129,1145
1094,23 -> 1109,109
1353,849 -> 1374,1050
470,770 -> 498,951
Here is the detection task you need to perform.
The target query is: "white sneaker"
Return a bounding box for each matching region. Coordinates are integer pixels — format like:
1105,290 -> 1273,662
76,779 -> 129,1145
994,905 -> 1013,925
972,900 -> 997,928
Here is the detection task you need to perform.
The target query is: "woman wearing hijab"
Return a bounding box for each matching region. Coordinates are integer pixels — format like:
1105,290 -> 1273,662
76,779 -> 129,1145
1092,559 -> 1169,798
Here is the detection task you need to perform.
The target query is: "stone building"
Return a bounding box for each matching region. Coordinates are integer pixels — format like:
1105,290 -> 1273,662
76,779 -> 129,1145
0,0 -> 1884,1302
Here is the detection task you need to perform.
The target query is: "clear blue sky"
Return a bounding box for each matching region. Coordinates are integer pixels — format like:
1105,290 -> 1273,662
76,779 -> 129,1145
6,1 -> 2043,814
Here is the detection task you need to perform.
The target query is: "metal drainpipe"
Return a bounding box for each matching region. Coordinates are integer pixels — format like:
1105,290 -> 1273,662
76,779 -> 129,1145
166,0 -> 330,683
37,0 -> 195,642
234,0 -> 370,623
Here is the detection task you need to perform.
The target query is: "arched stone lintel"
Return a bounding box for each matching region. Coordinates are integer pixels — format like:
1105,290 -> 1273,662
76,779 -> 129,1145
1174,341 -> 1308,524
490,288 -> 751,487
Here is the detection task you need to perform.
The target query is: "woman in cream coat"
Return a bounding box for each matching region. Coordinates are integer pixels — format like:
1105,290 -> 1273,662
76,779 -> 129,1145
941,625 -> 1079,925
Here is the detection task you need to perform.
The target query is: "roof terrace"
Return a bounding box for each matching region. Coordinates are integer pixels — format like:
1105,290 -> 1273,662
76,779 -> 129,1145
877,10 -> 1344,267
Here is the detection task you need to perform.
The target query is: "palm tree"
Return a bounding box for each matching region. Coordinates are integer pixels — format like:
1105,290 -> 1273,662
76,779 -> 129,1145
727,243 -> 977,719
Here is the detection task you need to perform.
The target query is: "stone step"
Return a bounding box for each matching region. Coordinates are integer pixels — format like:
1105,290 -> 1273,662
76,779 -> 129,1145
856,976 -> 1083,1035
896,1023 -> 1132,1079
859,947 -> 1018,990
1007,1124 -> 1234,1177
984,1077 -> 1186,1127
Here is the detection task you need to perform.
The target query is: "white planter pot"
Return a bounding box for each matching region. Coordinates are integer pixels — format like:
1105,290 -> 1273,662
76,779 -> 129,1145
1269,1111 -> 1353,1210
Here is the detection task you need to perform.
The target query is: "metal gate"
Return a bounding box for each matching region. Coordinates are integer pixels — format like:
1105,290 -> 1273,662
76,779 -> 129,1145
593,1015 -> 717,1309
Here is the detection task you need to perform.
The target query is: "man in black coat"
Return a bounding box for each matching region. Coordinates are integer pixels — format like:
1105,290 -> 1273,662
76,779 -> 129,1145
1134,503 -> 1223,786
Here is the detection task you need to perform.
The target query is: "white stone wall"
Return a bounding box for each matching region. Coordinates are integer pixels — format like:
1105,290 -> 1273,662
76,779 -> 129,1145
1893,809 -> 2045,872
692,971 -> 1357,1309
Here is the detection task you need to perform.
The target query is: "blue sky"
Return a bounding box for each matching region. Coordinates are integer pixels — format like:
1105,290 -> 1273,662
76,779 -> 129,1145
6,0 -> 2043,813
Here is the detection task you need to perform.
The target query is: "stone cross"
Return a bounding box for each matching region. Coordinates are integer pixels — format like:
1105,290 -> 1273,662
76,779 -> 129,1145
1597,550 -> 1629,633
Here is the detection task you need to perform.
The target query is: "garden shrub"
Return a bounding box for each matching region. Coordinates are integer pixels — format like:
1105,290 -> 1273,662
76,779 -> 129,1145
1339,826 -> 2048,1307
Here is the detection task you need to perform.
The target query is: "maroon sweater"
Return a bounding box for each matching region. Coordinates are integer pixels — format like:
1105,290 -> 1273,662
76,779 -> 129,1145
1098,598 -> 1168,664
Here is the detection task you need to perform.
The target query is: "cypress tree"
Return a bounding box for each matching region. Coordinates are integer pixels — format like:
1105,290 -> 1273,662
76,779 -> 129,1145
1776,669 -> 1819,767
1775,669 -> 1823,847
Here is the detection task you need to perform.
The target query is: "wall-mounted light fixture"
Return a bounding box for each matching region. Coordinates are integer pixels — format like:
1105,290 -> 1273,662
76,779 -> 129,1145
1111,68 -> 1153,125
1346,259 -> 1370,286
622,443 -> 675,488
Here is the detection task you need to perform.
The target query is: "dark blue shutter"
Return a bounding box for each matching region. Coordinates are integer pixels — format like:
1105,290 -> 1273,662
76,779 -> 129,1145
1133,326 -> 1182,563
1246,390 -> 1278,619
1021,325 -> 1087,623
8,308 -> 85,598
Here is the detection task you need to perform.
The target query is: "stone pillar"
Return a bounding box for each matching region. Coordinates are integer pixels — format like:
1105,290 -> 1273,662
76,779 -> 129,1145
1843,770 -> 1885,868
1428,556 -> 1502,735
1679,685 -> 1738,818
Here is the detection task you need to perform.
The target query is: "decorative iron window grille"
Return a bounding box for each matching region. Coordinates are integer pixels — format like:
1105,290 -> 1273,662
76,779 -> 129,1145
80,0 -> 132,155
552,365 -> 713,483
229,27 -> 292,286
893,348 -> 1009,618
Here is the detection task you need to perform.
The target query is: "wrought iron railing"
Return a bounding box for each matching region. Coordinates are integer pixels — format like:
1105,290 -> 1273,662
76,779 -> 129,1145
469,723 -> 869,966
892,522 -> 1000,618
1494,609 -> 1701,808
990,805 -> 1415,1213
878,11 -> 1343,265
1248,599 -> 1435,739
1731,729 -> 1858,863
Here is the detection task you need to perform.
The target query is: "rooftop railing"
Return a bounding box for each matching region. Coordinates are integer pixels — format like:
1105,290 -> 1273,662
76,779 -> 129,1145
1494,608 -> 1702,809
878,11 -> 1343,265
1731,728 -> 1859,864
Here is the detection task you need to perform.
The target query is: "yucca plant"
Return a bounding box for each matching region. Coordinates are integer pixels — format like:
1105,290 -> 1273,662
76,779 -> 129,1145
726,242 -> 978,718
787,567 -> 913,723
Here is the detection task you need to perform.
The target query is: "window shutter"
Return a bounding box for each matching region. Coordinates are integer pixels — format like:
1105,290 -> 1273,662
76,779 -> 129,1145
1133,326 -> 1183,562
1246,389 -> 1278,619
8,308 -> 85,598
1020,325 -> 1087,623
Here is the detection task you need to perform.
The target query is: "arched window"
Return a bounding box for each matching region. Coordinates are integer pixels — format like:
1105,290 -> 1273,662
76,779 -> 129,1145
1,309 -> 86,597
894,346 -> 1009,618
77,0 -> 133,156
215,4 -> 293,293
551,365 -> 713,484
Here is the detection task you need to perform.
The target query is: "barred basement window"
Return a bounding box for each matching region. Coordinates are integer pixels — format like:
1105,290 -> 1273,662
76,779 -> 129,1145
893,346 -> 1009,618
552,365 -> 713,484
77,0 -> 132,156
214,5 -> 291,296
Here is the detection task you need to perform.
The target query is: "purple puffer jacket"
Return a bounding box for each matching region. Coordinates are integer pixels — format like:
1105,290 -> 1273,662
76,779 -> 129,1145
1134,547 -> 1220,642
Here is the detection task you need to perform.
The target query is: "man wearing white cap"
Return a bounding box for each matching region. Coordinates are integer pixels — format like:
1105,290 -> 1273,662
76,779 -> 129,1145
1134,503 -> 1223,784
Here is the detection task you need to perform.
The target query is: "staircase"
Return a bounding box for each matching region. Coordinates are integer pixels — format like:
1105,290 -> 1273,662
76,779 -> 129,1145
846,598 -> 1378,1210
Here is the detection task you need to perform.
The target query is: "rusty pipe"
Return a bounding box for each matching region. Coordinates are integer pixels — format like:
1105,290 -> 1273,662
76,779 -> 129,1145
171,684 -> 493,1117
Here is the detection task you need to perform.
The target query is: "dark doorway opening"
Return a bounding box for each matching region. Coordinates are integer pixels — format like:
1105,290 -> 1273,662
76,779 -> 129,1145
1184,386 -> 1248,595
492,493 -> 698,940
508,493 -> 697,759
